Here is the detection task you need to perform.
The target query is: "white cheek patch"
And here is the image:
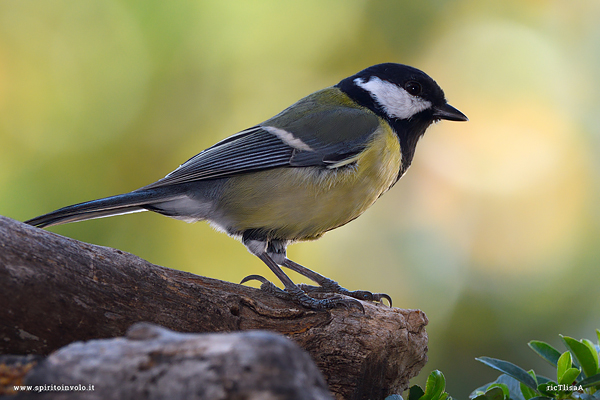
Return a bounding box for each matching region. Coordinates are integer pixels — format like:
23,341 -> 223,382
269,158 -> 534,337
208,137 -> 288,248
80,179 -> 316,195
355,77 -> 432,119
263,126 -> 314,151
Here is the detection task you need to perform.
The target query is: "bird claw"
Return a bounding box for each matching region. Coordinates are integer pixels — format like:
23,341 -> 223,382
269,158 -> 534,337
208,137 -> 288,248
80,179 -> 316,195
373,292 -> 393,307
330,298 -> 364,313
240,274 -> 270,285
240,274 -> 291,299
347,290 -> 392,307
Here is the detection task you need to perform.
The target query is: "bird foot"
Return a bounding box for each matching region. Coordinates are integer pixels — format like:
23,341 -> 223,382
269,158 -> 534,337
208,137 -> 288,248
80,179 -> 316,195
297,281 -> 392,307
240,275 -> 364,312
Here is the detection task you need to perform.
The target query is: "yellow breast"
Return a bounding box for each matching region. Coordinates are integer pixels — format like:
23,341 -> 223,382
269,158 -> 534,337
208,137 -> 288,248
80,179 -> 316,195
218,123 -> 401,240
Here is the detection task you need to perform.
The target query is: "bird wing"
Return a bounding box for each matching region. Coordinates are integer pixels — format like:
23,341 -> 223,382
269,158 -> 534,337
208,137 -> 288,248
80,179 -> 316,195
141,89 -> 381,190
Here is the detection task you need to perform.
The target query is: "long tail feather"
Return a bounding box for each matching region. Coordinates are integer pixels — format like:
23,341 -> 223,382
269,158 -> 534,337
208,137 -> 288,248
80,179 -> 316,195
25,190 -> 183,228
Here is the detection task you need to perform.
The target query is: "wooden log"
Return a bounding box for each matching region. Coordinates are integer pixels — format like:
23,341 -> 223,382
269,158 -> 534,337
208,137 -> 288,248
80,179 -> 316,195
19,323 -> 334,400
0,215 -> 428,399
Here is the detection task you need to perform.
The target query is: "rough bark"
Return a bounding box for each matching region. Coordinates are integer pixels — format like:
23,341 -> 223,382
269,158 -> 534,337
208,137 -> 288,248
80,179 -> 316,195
16,323 -> 334,400
0,215 -> 428,399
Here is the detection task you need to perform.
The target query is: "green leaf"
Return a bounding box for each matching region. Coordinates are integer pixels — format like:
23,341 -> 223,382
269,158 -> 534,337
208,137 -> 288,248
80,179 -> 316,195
578,372 -> 600,388
476,357 -> 538,390
408,385 -> 425,400
529,341 -> 561,367
484,386 -> 506,400
527,370 -> 539,386
422,370 -> 446,400
561,335 -> 599,377
487,383 -> 510,399
410,371 -> 447,400
470,390 -> 486,399
596,329 -> 600,344
559,368 -> 580,386
498,374 -> 527,400
557,352 -> 571,383
470,374 -> 527,400
583,339 -> 600,374
520,382 -> 537,400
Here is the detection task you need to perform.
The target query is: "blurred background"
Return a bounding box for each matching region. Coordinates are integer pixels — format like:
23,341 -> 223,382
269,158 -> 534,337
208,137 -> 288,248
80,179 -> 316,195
1,0 -> 599,396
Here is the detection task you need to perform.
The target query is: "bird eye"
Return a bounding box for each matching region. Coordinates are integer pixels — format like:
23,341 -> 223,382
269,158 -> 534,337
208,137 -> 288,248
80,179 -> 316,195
404,81 -> 422,96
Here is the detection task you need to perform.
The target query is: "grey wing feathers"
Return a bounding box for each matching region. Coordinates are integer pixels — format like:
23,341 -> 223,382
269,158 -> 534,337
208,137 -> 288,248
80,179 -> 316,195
141,127 -> 294,190
140,103 -> 381,190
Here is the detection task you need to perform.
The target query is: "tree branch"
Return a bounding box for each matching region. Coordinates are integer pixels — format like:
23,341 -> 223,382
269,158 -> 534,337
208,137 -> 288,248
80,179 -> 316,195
0,216 -> 428,399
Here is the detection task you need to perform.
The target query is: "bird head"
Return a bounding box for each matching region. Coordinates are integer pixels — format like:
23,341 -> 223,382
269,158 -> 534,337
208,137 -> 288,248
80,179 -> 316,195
337,63 -> 468,123
337,63 -> 468,176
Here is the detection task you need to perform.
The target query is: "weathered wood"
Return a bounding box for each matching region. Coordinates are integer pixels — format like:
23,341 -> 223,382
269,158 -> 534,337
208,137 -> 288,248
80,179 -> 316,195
0,215 -> 428,399
19,323 -> 334,400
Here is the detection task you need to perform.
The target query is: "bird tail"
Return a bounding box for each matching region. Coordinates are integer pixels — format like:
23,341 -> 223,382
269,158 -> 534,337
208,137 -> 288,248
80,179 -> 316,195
25,190 -> 185,228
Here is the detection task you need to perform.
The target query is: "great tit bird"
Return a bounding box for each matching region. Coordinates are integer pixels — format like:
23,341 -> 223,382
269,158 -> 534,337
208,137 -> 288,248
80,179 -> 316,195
26,63 -> 467,311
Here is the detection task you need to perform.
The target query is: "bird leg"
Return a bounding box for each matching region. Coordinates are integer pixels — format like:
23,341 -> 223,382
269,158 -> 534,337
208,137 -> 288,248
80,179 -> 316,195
241,238 -> 363,311
265,239 -> 390,306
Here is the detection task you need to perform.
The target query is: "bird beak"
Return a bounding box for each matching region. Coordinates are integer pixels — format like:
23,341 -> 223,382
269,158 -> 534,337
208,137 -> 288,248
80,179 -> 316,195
433,103 -> 468,122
